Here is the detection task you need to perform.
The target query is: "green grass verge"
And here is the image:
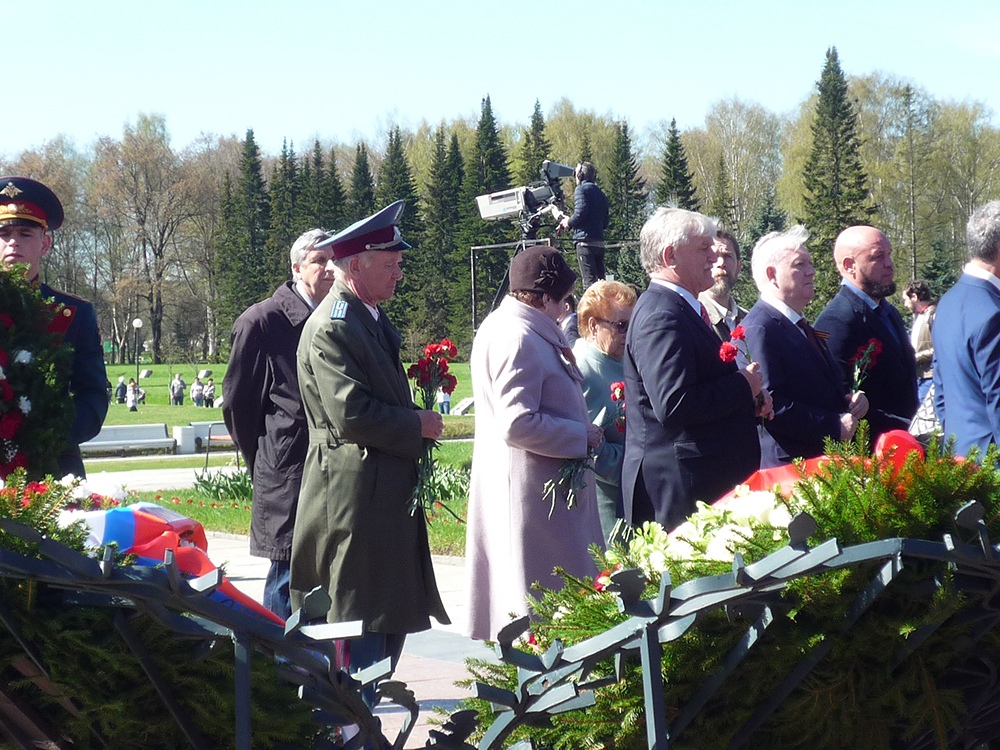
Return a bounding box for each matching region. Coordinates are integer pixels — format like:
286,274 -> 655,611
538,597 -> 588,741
125,440 -> 472,556
86,454 -> 238,472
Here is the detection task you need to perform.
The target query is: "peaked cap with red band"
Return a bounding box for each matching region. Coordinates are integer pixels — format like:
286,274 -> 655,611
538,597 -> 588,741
317,200 -> 411,260
0,177 -> 64,231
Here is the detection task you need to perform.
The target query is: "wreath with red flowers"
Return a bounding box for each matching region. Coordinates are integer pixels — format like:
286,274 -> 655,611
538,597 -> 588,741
0,265 -> 74,479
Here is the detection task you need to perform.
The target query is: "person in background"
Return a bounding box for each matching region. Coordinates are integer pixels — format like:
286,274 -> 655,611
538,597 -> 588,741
436,387 -> 451,415
0,176 -> 107,477
204,378 -> 216,408
170,373 -> 186,406
903,280 -> 937,404
224,228 -> 334,620
557,161 -> 610,290
559,293 -> 580,345
115,376 -> 127,404
698,225 -> 748,341
126,378 -> 138,412
572,280 -> 637,541
190,376 -> 205,407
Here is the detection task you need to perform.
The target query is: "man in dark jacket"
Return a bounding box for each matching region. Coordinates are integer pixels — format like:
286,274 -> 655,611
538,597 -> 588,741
559,161 -> 609,290
815,226 -> 918,442
223,228 -> 333,620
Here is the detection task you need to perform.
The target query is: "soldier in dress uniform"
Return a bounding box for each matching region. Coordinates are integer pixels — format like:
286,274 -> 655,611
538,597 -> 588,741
0,177 -> 108,477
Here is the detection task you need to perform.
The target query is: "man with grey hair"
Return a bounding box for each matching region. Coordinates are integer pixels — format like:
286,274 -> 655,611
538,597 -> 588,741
742,226 -> 868,467
698,225 -> 748,341
622,207 -> 772,530
933,200 -> 1000,460
291,201 -> 448,709
223,227 -> 334,620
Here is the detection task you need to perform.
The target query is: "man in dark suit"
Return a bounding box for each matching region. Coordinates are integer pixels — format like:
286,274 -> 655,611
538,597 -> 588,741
743,226 -> 868,467
622,208 -> 772,531
698,226 -> 748,342
815,226 -> 918,441
558,161 -> 609,289
933,200 -> 1000,460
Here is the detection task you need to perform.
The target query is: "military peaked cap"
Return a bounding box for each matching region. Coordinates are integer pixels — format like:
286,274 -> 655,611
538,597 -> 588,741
318,200 -> 411,260
0,177 -> 64,231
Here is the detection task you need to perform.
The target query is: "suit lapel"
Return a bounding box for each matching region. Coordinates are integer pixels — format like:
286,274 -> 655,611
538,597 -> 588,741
770,308 -> 841,393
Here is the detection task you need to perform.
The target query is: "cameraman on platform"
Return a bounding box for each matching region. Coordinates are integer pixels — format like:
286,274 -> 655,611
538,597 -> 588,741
558,161 -> 609,290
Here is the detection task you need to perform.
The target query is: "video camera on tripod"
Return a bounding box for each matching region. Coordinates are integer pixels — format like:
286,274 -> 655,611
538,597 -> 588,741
475,160 -> 575,239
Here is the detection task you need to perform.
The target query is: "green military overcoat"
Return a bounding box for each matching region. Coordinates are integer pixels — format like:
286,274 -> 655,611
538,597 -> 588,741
289,280 -> 449,633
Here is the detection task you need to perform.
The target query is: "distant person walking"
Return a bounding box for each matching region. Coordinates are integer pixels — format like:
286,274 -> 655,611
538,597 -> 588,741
190,377 -> 205,407
126,378 -> 138,412
169,373 -> 186,406
204,378 -> 216,408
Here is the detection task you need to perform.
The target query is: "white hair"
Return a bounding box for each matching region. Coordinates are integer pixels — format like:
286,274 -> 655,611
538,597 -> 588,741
751,225 -> 810,292
639,207 -> 717,274
289,228 -> 332,271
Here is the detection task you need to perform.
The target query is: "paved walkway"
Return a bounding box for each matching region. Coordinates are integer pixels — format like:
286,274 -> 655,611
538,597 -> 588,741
105,465 -> 492,747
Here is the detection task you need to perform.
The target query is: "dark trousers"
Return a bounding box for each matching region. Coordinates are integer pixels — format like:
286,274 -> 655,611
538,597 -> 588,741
336,631 -> 407,709
576,242 -> 606,290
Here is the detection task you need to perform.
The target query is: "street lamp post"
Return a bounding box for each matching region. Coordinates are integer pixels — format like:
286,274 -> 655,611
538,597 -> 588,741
132,318 -> 143,396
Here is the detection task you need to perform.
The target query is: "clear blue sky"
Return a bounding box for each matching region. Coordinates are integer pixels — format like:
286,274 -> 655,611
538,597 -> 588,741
9,0 -> 999,158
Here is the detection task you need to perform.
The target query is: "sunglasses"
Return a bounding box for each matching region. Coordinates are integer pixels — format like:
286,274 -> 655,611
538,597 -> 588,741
597,318 -> 629,334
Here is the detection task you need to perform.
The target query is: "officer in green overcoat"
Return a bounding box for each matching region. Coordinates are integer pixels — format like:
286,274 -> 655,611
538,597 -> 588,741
290,201 -> 448,705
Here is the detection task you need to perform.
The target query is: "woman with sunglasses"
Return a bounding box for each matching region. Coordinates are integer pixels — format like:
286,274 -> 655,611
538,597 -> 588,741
573,280 -> 637,542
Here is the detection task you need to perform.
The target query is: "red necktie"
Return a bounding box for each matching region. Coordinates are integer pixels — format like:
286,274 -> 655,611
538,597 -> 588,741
700,304 -> 712,328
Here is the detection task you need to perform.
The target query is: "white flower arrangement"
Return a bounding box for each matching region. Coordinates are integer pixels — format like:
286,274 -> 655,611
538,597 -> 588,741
13,350 -> 32,365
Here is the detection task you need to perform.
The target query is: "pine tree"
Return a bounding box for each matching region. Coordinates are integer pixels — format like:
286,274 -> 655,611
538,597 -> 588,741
744,190 -> 787,251
459,95 -> 514,330
655,118 -> 699,210
708,153 -> 735,228
347,143 -> 376,223
264,139 -> 299,292
293,140 -> 326,231
320,146 -> 346,231
605,121 -> 647,287
215,129 -> 270,335
578,131 -> 594,168
802,47 -> 876,308
375,126 -> 423,325
514,100 -> 553,185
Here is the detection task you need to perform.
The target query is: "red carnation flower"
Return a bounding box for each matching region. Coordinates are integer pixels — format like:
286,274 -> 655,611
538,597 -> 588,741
0,380 -> 12,403
610,381 -> 625,402
0,350 -> 8,368
0,411 -> 23,439
0,314 -> 12,328
731,325 -> 746,341
719,340 -> 739,363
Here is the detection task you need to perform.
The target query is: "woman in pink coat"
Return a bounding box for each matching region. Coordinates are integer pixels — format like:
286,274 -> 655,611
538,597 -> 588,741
464,246 -> 606,642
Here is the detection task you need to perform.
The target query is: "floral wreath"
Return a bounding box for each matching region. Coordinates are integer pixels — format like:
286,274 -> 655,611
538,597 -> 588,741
0,265 -> 74,479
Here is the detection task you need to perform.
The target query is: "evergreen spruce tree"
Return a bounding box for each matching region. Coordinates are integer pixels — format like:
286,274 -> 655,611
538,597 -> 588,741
708,153 -> 735,228
418,126 -> 465,342
655,118 -> 699,210
514,100 -> 553,185
375,126 -> 423,325
578,131 -> 594,169
802,47 -> 876,309
320,146 -> 346,231
744,190 -> 787,251
921,240 -> 961,301
458,95 -> 514,330
263,139 -> 300,292
347,143 -> 376,223
605,121 -> 647,287
215,129 -> 270,335
295,154 -> 316,231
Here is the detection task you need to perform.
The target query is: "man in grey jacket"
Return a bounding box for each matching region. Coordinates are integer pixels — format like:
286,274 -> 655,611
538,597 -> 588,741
223,228 -> 333,620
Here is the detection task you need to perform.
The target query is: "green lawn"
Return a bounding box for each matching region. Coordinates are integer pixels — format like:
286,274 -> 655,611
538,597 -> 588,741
103,361 -> 473,432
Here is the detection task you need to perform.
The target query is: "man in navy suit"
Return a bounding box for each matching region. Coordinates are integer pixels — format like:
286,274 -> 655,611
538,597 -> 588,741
933,200 -> 1000,459
622,208 -> 772,531
742,226 -> 868,467
815,226 -> 918,442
